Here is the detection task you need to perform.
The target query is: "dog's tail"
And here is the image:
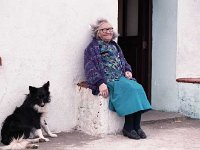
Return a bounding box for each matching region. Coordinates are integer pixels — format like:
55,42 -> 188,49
0,136 -> 30,150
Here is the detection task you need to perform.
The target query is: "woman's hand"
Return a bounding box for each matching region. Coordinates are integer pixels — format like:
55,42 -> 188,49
99,83 -> 109,98
125,71 -> 132,79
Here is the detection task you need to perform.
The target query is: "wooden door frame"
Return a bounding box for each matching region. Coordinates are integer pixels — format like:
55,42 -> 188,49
147,0 -> 152,101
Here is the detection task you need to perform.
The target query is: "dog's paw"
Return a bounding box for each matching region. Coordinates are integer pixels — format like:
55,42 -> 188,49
39,138 -> 45,142
39,138 -> 50,142
28,144 -> 39,149
49,133 -> 58,138
43,137 -> 50,142
32,144 -> 39,149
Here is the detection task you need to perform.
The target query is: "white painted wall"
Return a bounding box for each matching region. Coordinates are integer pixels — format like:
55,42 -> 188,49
176,0 -> 200,118
152,0 -> 179,111
0,0 -> 118,133
177,0 -> 200,78
152,0 -> 200,119
178,83 -> 200,118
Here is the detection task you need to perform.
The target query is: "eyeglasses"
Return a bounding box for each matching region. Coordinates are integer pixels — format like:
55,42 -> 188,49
99,27 -> 113,33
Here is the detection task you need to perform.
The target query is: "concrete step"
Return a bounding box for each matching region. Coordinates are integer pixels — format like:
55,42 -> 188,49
142,110 -> 186,125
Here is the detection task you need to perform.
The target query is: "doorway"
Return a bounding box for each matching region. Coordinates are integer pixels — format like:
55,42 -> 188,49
118,0 -> 152,101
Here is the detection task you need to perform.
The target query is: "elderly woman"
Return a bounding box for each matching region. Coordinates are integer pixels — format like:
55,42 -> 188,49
84,19 -> 152,139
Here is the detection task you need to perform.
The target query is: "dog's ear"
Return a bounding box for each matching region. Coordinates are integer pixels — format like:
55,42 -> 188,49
29,86 -> 37,94
43,81 -> 50,90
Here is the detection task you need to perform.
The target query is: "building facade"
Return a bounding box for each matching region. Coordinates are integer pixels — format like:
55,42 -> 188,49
0,0 -> 200,133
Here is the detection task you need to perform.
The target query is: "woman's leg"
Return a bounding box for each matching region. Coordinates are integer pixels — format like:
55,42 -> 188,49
124,114 -> 133,132
132,111 -> 141,130
133,111 -> 147,139
123,114 -> 140,139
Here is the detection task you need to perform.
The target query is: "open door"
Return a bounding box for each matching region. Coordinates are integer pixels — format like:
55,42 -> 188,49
118,0 -> 152,101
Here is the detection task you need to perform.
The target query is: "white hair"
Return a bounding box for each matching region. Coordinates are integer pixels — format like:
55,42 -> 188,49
90,18 -> 118,39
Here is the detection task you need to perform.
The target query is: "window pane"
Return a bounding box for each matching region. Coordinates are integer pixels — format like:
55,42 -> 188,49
127,0 -> 138,36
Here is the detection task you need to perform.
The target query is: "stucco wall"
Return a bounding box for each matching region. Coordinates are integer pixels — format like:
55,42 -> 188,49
178,83 -> 200,118
176,0 -> 200,118
177,0 -> 200,78
0,0 -> 117,133
152,0 -> 179,111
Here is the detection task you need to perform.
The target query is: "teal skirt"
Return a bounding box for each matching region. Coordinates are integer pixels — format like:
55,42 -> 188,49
107,76 -> 152,117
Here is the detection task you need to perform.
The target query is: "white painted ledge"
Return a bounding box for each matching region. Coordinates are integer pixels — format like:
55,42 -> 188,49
75,86 -> 124,135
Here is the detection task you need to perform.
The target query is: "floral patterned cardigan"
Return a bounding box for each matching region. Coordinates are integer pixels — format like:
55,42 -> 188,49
84,38 -> 132,95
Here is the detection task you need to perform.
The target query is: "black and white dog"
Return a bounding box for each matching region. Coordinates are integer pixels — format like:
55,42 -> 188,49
0,81 -> 57,149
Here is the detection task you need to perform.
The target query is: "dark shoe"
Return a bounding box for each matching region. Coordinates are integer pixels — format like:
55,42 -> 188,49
136,128 -> 147,139
122,128 -> 140,139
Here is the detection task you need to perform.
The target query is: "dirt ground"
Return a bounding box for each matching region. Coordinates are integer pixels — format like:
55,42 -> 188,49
33,118 -> 200,150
